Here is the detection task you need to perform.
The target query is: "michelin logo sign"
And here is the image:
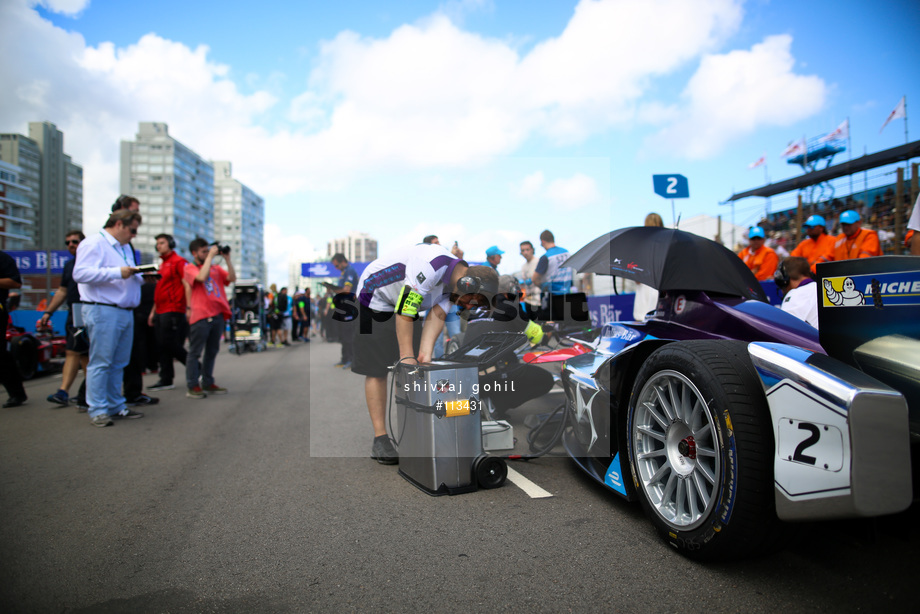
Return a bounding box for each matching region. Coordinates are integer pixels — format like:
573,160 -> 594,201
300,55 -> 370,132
823,270 -> 920,308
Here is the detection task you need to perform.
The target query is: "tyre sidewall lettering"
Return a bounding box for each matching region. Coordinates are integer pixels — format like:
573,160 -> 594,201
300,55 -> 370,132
627,353 -> 742,551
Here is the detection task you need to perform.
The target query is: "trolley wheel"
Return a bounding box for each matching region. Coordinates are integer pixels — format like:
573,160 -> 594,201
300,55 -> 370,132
474,455 -> 507,489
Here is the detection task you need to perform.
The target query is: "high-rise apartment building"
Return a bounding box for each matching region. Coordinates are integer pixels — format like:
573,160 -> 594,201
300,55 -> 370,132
0,160 -> 34,250
213,161 -> 265,280
0,121 -> 82,249
327,231 -> 377,263
120,122 -> 215,262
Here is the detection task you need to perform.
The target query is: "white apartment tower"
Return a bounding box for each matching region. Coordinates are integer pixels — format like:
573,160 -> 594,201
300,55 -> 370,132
120,122 -> 214,262
213,161 -> 265,280
0,160 -> 34,250
327,231 -> 377,263
0,122 -> 82,249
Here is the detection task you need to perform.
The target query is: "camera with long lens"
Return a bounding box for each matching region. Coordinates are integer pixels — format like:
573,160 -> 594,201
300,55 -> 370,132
210,241 -> 231,255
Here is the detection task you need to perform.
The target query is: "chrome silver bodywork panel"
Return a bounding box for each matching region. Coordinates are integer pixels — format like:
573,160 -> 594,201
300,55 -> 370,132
748,342 -> 912,521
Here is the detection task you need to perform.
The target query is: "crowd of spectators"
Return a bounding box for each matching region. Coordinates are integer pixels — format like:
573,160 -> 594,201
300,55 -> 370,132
756,184 -> 916,256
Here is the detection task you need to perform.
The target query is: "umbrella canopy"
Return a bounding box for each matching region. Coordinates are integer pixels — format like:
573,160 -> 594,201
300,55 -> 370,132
566,226 -> 767,301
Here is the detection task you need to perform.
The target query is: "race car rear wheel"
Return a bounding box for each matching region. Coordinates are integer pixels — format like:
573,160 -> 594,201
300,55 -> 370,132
627,340 -> 781,560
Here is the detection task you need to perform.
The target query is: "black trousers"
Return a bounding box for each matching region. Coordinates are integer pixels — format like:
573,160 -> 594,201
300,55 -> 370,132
155,312 -> 188,385
123,311 -> 147,400
0,304 -> 26,398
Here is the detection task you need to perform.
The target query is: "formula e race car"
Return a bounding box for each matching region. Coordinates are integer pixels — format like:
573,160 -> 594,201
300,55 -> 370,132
559,227 -> 919,560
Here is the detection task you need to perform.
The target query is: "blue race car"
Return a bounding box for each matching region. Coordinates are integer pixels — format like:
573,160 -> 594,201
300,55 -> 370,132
560,227 -> 917,560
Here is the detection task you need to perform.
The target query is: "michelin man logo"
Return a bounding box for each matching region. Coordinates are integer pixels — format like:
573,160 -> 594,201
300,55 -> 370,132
823,277 -> 865,306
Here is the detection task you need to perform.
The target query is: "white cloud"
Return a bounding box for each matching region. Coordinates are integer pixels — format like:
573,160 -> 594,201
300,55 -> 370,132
264,224 -> 317,286
644,35 -> 827,159
513,171 -> 599,210
514,171 -> 545,197
34,0 -> 89,16
437,0 -> 495,25
545,173 -> 601,209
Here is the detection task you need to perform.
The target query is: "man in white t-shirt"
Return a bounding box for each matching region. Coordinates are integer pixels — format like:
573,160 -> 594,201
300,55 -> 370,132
778,257 -> 819,329
517,240 -> 541,316
352,243 -> 499,464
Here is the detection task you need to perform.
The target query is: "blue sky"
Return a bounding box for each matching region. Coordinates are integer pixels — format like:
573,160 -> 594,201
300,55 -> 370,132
3,0 -> 919,284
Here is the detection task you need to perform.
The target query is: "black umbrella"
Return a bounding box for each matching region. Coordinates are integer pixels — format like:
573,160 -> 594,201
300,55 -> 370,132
566,226 -> 767,301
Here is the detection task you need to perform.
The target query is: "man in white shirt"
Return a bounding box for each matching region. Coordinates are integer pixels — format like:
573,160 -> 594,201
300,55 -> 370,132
72,209 -> 145,427
352,243 -> 498,464
778,257 -> 819,329
517,241 -> 541,317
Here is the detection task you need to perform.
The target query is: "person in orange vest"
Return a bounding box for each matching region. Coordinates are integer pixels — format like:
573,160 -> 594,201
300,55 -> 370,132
739,226 -> 778,281
791,215 -> 835,274
833,210 -> 881,261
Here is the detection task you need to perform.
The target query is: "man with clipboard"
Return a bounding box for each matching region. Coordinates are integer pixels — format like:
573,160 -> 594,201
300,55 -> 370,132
72,209 -> 146,427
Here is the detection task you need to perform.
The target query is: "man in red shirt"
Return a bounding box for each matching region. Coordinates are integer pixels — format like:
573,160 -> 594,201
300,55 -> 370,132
833,210 -> 882,261
739,227 -> 778,281
791,215 -> 835,274
183,238 -> 235,398
147,234 -> 188,391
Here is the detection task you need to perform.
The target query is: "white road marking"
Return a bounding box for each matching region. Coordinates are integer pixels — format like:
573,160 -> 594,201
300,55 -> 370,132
506,466 -> 553,498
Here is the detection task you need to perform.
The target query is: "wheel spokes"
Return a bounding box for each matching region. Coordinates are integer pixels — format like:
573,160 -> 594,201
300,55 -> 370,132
633,370 -> 722,530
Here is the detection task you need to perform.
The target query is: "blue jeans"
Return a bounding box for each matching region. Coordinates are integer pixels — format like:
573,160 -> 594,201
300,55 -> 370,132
432,305 -> 462,358
83,304 -> 134,418
187,316 -> 224,389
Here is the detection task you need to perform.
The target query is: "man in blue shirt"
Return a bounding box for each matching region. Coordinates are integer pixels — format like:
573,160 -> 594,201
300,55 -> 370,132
331,253 -> 359,368
531,229 -> 573,320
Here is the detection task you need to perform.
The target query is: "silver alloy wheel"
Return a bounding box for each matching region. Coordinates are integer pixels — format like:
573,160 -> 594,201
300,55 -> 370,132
632,369 -> 721,531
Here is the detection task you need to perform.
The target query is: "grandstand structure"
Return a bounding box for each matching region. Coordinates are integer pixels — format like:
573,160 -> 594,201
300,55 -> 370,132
727,140 -> 920,255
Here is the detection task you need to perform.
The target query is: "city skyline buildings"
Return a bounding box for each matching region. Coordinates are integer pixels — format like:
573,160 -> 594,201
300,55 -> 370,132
213,160 -> 266,281
0,159 -> 33,250
0,121 -> 82,250
327,231 -> 378,264
120,122 -> 215,263
120,122 -> 266,280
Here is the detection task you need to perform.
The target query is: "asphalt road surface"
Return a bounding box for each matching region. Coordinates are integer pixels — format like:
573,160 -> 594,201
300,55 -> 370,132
1,337 -> 918,613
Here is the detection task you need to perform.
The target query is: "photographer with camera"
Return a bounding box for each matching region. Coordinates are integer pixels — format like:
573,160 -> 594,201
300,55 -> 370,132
182,238 -> 235,398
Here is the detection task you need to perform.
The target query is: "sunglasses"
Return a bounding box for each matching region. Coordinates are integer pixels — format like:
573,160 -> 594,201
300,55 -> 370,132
130,227 -> 138,235
65,239 -> 81,245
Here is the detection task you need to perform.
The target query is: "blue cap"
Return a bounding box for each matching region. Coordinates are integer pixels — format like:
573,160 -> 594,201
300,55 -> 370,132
748,227 -> 765,239
486,245 -> 504,257
804,215 -> 826,228
840,210 -> 860,224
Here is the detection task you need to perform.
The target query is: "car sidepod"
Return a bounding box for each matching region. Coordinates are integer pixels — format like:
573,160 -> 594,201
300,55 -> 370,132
747,342 -> 912,521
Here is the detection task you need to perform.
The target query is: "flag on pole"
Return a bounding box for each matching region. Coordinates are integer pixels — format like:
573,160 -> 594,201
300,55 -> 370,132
748,154 -> 766,169
780,138 -> 806,158
880,96 -> 906,133
819,118 -> 849,143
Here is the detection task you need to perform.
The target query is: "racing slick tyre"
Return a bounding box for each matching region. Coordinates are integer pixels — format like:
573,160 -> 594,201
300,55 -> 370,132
626,340 -> 783,561
474,455 -> 507,489
10,334 -> 39,380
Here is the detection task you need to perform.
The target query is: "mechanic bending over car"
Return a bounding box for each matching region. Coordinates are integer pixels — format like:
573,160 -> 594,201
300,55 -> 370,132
343,242 -> 499,465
